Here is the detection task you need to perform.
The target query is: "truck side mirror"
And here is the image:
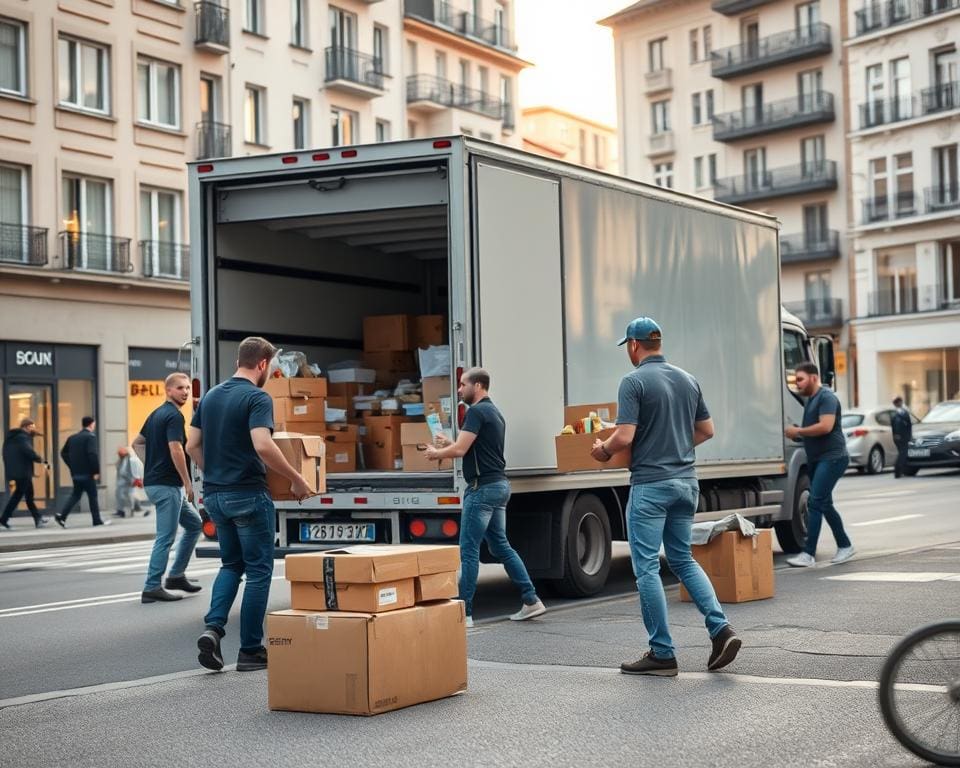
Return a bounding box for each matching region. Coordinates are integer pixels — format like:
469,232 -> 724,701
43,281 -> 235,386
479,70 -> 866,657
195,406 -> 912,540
813,336 -> 835,389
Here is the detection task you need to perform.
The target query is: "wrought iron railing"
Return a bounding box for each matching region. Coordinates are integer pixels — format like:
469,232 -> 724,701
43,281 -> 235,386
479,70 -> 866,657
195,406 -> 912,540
325,47 -> 385,90
196,121 -> 231,159
854,0 -> 960,37
140,241 -> 190,281
711,23 -> 831,78
783,298 -> 844,328
59,232 -> 132,274
194,1 -> 230,49
0,223 -> 48,266
713,161 -> 838,203
713,91 -> 834,140
405,74 -> 504,119
779,230 -> 840,263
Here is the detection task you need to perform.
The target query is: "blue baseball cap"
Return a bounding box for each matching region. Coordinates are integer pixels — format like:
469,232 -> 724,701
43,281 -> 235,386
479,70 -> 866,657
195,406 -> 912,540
617,316 -> 663,346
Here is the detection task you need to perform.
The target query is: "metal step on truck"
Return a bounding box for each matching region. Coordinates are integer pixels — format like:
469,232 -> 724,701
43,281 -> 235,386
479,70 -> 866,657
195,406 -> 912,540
187,136 -> 833,597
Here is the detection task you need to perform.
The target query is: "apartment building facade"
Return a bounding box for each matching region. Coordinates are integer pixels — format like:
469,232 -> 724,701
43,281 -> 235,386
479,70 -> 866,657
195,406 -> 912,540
845,0 -> 960,416
602,0 -> 853,403
521,106 -> 618,173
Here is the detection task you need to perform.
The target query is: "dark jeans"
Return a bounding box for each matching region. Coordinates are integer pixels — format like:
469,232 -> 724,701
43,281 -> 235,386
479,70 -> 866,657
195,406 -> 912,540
60,476 -> 103,525
804,457 -> 852,557
894,438 -> 910,477
1,477 -> 42,525
203,490 -> 275,653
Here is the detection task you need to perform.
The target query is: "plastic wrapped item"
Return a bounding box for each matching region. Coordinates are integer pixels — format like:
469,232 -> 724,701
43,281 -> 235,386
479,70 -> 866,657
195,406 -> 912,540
690,513 -> 758,546
272,349 -> 311,379
325,406 -> 347,423
418,345 -> 451,378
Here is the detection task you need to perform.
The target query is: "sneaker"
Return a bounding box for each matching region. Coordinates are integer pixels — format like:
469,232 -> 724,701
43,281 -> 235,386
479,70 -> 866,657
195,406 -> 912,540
237,647 -> 268,672
141,588 -> 183,604
165,575 -> 203,593
465,616 -> 474,629
54,514 -> 66,528
197,629 -> 224,671
510,600 -> 547,622
93,520 -> 112,527
831,545 -> 856,565
620,652 -> 679,677
0,521 -> 11,531
112,511 -> 126,518
35,518 -> 50,528
786,552 -> 816,568
708,625 -> 742,671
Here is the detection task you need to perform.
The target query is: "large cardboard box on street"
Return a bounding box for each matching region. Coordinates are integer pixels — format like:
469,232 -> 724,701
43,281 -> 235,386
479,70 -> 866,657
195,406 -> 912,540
401,422 -> 452,472
267,600 -> 468,715
679,529 -> 774,604
363,315 -> 414,352
265,377 -> 328,399
554,403 -> 630,473
267,433 -> 326,500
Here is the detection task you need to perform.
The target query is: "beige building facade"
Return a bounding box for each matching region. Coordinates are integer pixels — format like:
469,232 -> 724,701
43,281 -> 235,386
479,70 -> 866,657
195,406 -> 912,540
521,105 -> 618,172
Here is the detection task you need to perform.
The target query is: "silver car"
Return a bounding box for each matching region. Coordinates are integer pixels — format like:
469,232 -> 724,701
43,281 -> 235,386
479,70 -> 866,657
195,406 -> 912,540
842,407 -> 917,474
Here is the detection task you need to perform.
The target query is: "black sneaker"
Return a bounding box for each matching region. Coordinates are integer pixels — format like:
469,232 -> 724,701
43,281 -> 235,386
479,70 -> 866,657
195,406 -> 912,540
141,588 -> 183,604
197,629 -> 224,671
708,625 -> 742,671
236,647 -> 268,672
0,521 -> 11,530
54,514 -> 66,528
165,575 -> 202,593
620,652 -> 679,677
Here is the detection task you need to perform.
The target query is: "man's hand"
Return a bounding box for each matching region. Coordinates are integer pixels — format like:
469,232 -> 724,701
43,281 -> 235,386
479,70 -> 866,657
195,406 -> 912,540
424,444 -> 442,461
433,433 -> 452,448
590,439 -> 611,462
184,482 -> 195,504
93,474 -> 100,482
784,425 -> 801,440
290,475 -> 313,501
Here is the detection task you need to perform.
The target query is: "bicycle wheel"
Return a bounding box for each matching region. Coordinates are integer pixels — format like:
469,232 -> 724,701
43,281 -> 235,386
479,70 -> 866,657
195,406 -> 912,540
879,621 -> 960,766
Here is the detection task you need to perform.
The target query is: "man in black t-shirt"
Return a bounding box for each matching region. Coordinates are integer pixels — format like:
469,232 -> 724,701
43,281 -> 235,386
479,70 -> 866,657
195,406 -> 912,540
133,373 -> 202,604
425,367 -> 545,628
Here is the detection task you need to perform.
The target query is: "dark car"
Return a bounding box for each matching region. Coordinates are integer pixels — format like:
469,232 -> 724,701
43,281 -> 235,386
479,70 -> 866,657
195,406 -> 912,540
904,401 -> 960,475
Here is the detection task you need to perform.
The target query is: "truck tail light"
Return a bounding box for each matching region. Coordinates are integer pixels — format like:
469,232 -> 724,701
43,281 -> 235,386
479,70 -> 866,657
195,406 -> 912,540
197,164 -> 214,173
202,519 -> 217,539
437,496 -> 460,505
320,497 -> 334,505
409,519 -> 427,538
281,155 -> 298,164
433,139 -> 452,149
341,149 -> 358,158
441,519 -> 459,538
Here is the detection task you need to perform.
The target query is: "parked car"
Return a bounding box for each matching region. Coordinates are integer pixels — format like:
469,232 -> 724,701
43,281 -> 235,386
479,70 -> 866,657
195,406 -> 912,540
904,401 -> 960,475
843,407 -> 915,474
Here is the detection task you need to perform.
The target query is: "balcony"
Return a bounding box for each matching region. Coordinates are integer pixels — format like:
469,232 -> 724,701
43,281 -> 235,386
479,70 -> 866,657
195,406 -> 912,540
646,131 -> 675,158
861,192 -> 919,224
859,96 -> 916,129
406,75 -> 504,120
59,232 -> 132,274
194,1 -> 229,54
714,161 -> 838,205
921,81 -> 960,115
854,0 -> 960,37
865,284 -> 960,317
196,121 -> 231,160
712,0 -> 776,13
404,0 -> 517,53
925,184 -> 960,214
0,223 -> 48,267
141,241 -> 190,282
779,230 -> 841,264
712,91 -> 834,142
324,47 -> 385,98
711,23 -> 832,79
783,299 -> 844,329
502,104 -> 515,133
645,68 -> 673,95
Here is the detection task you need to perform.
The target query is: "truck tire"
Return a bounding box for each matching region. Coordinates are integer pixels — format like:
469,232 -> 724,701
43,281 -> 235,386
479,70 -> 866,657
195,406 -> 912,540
553,493 -> 612,598
774,471 -> 809,554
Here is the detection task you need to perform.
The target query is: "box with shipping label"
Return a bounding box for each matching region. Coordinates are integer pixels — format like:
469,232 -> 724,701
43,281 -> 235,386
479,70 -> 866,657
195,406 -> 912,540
361,415 -> 407,471
267,433 -> 326,500
554,403 -> 630,473
385,544 -> 460,603
414,315 -> 446,348
400,422 -> 452,472
321,429 -> 357,473
363,315 -> 414,352
679,529 -> 774,604
421,376 -> 450,406
265,377 -> 328,399
290,578 -> 414,613
273,396 -> 326,424
362,351 -> 417,373
267,600 -> 468,715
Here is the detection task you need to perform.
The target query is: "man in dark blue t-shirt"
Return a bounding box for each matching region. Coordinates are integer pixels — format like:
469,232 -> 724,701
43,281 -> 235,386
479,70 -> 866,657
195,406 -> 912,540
425,367 -> 545,627
784,362 -> 854,568
186,336 -> 313,673
134,373 -> 203,604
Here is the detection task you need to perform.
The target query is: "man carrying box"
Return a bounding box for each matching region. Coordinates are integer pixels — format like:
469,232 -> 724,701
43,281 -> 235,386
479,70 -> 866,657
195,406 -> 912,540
589,317 -> 741,676
186,337 -> 314,673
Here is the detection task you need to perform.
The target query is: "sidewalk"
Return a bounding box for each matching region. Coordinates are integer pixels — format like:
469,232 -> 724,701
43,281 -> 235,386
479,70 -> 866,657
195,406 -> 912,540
0,513 -> 156,553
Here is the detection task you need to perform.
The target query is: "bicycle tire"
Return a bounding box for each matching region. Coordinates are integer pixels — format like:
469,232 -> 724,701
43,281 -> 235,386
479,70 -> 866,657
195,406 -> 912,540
879,620 -> 960,767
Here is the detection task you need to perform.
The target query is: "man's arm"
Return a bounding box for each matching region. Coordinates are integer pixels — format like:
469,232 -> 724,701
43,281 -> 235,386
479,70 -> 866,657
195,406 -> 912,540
592,424 -> 637,461
132,434 -> 146,462
186,427 -> 204,471
792,414 -> 836,438
426,430 -> 477,460
168,442 -> 194,502
693,417 -> 715,447
250,427 -> 312,499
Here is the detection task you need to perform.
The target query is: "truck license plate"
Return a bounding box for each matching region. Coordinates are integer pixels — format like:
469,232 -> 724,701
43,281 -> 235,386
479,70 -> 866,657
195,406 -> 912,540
907,448 -> 930,458
299,523 -> 375,543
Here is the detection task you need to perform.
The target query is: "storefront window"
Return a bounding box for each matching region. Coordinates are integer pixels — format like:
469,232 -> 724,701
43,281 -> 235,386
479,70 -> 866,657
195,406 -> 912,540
127,348 -> 191,445
57,379 -> 95,488
880,347 -> 960,418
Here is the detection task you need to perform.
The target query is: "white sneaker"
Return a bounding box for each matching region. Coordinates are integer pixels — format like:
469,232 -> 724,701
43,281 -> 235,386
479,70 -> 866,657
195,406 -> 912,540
786,552 -> 816,568
510,600 -> 547,621
464,616 -> 474,629
832,545 -> 856,564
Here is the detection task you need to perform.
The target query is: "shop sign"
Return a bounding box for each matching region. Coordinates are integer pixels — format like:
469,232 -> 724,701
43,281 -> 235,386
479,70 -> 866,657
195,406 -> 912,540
7,344 -> 55,375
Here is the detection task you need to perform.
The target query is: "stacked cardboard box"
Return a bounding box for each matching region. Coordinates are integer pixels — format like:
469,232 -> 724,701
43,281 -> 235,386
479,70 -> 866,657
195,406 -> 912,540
320,423 -> 359,474
401,422 -> 452,472
266,377 -> 327,428
361,415 -> 409,471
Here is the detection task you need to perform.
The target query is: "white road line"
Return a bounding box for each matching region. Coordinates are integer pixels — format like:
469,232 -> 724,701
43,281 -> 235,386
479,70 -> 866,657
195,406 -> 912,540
0,591 -> 141,614
1,596 -> 143,617
825,571 -> 959,582
849,514 -> 924,527
0,542 -> 153,563
0,554 -> 152,572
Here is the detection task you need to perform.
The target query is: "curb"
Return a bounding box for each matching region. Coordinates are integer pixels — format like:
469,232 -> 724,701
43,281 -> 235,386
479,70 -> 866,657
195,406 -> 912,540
0,532 -> 155,554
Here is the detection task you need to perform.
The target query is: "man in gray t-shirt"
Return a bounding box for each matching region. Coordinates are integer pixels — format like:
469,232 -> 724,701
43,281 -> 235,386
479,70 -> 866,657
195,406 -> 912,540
591,317 -> 741,677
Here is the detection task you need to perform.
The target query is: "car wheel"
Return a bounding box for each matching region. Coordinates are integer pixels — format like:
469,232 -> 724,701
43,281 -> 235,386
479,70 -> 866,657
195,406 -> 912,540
866,445 -> 884,475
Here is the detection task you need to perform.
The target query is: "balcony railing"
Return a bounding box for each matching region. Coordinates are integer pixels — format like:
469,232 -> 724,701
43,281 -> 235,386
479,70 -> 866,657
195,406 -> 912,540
783,298 -> 844,329
924,185 -> 960,213
647,131 -> 675,157
502,103 -> 515,132
711,23 -> 832,79
404,0 -> 516,51
406,74 -> 504,120
865,284 -> 960,317
779,230 -> 841,264
712,91 -> 834,141
921,81 -> 960,115
0,223 -> 48,266
854,0 -> 960,37
712,0 -> 775,14
196,120 -> 231,160
862,192 -> 919,223
713,161 -> 838,204
59,232 -> 132,274
325,47 -> 385,91
141,241 -> 190,281
859,96 -> 916,129
194,1 -> 230,52
645,68 -> 673,94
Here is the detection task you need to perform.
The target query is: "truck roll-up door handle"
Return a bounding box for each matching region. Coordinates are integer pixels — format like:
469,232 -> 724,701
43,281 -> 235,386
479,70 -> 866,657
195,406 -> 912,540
308,177 -> 347,192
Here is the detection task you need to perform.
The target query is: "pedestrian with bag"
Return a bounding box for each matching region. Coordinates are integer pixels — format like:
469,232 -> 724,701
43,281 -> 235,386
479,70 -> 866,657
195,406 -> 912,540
891,397 -> 913,479
55,417 -> 107,528
114,446 -> 138,518
0,419 -> 50,529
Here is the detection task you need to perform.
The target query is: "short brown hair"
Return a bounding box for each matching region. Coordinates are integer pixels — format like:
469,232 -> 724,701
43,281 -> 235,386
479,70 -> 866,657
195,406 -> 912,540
795,362 -> 819,377
237,336 -> 276,369
165,372 -> 190,387
462,367 -> 491,390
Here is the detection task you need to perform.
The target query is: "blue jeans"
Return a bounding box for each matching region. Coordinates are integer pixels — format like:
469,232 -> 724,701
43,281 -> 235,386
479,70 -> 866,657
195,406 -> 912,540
804,457 -> 852,557
203,490 -> 276,652
143,485 -> 202,591
459,479 -> 538,616
628,479 -> 728,659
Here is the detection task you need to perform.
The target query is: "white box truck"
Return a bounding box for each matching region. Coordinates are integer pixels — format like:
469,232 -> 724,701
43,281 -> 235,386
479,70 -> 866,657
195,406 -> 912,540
187,137 -> 833,596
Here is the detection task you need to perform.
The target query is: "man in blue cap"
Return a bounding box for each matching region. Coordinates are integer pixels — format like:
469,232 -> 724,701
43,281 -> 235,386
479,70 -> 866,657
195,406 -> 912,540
590,317 -> 741,676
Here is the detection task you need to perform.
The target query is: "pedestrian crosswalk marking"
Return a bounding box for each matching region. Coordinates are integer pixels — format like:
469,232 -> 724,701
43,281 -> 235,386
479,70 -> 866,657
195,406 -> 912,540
848,514 -> 924,527
824,571 -> 959,582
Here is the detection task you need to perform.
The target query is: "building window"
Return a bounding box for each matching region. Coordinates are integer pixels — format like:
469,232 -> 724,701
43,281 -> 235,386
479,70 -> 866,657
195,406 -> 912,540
596,134 -> 608,169
375,119 -> 390,142
245,0 -> 265,34
703,25 -> 712,57
244,86 -> 265,144
0,18 -> 27,97
373,25 -> 387,74
692,92 -> 702,125
139,187 -> 183,278
694,156 -> 704,189
894,152 -> 914,215
890,57 -> 912,119
579,128 -> 587,165
653,162 -> 673,188
648,37 -> 666,72
459,59 -> 471,90
689,29 -> 699,64
651,100 -> 670,134
58,36 -> 109,114
478,66 -> 489,97
406,41 -> 417,74
136,57 -> 180,130
744,147 -> 767,189
62,174 -> 112,270
291,0 -> 307,47
940,240 -> 960,303
435,51 -> 447,79
865,63 -> 884,124
0,163 -> 29,262
800,135 -> 825,174
708,153 -> 717,185
292,98 -> 308,149
933,144 -> 959,203
869,156 -> 888,216
330,107 -> 356,146
796,1 -> 820,32
804,271 -> 832,315
407,119 -> 417,138
706,89 -> 715,120
493,2 -> 506,47
803,203 -> 828,244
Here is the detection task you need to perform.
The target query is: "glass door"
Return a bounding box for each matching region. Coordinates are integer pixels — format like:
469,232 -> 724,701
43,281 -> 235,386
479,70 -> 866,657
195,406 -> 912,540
5,383 -> 54,510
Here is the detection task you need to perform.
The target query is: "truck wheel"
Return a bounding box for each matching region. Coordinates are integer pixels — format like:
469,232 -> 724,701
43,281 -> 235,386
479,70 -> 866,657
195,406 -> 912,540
775,471 -> 809,554
554,493 -> 612,598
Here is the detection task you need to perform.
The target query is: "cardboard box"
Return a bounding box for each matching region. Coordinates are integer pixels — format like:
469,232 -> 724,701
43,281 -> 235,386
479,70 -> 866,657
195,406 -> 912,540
363,315 -> 414,352
324,422 -> 360,442
679,529 -> 774,604
326,396 -> 349,411
267,601 -> 468,715
328,368 -> 376,384
414,315 -> 446,348
384,544 -> 461,603
265,377 -> 328,399
401,422 -> 452,472
322,429 -> 357,473
275,420 -> 326,435
328,381 -> 371,399
267,433 -> 326,499
421,376 -> 450,406
290,578 -> 415,613
362,351 -> 417,373
554,403 -> 630,473
273,396 -> 326,424
415,571 -> 459,602
361,415 -> 407,471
